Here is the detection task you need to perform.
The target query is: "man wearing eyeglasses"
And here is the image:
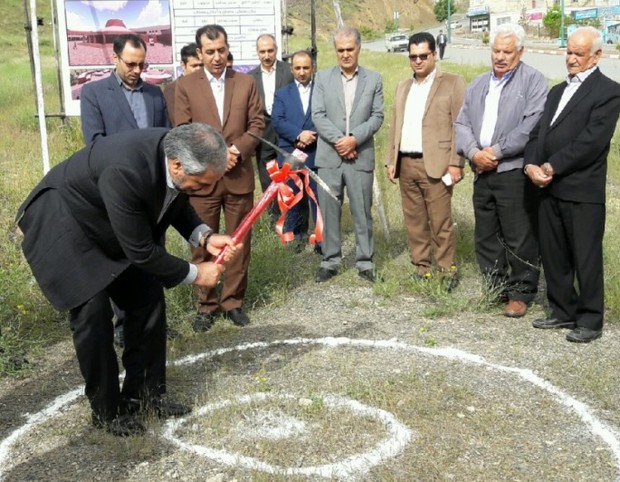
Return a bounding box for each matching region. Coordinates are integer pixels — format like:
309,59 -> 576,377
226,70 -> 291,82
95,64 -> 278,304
80,33 -> 171,348
385,32 -> 465,290
455,23 -> 547,318
80,33 -> 170,145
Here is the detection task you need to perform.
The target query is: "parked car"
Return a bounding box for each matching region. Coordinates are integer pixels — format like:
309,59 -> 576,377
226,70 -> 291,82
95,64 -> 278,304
385,34 -> 409,53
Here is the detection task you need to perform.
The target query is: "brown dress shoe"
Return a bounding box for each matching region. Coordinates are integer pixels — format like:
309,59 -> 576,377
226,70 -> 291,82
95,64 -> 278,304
504,300 -> 527,318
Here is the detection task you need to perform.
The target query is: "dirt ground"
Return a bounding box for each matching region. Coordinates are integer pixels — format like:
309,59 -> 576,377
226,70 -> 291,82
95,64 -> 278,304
2,278 -> 620,481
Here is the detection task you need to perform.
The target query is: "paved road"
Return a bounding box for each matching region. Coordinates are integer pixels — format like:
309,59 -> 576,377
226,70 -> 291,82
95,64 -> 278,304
364,37 -> 620,82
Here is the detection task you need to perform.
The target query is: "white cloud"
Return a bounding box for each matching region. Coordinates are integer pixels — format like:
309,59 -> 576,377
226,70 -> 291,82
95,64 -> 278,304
136,1 -> 168,27
80,1 -> 128,12
66,10 -> 95,30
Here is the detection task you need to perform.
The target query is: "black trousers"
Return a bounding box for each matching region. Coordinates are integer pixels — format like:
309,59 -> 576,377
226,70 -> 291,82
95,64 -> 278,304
473,169 -> 539,302
438,43 -> 446,60
69,266 -> 166,422
539,194 -> 605,330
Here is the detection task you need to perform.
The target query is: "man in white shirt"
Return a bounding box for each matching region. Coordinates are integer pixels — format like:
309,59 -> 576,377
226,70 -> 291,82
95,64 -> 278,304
249,34 -> 294,203
386,32 -> 466,290
455,23 -> 547,318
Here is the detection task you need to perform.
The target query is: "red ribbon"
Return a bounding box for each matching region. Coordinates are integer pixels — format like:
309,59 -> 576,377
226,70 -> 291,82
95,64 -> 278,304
266,160 -> 323,246
213,160 -> 323,264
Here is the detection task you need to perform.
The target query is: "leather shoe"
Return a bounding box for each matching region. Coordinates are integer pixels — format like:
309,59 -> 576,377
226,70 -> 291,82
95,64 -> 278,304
225,307 -> 250,326
503,300 -> 528,318
358,269 -> 376,283
121,396 -> 191,418
566,327 -> 602,343
315,267 -> 337,283
192,311 -> 216,332
532,317 -> 576,330
92,414 -> 145,437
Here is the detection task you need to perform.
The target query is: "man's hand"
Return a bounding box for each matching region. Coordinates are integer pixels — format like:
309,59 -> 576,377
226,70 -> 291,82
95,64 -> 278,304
386,164 -> 397,184
335,135 -> 357,159
296,130 -> 317,149
525,164 -> 553,188
194,262 -> 225,287
447,166 -> 464,185
472,149 -> 498,173
205,234 -> 242,262
226,146 -> 241,171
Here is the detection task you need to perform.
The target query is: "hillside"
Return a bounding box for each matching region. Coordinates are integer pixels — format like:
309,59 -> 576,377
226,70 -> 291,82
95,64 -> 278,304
285,0 -> 439,40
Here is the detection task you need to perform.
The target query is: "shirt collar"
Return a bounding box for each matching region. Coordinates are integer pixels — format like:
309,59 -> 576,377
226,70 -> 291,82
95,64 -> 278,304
164,156 -> 177,190
413,68 -> 437,85
567,65 -> 597,85
295,79 -> 312,89
261,62 -> 276,75
205,67 -> 227,82
340,67 -> 359,80
490,66 -> 516,85
114,71 -> 143,91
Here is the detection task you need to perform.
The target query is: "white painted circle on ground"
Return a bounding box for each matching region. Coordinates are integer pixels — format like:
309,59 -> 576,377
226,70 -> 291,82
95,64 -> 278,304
1,337 -> 620,481
162,392 -> 413,478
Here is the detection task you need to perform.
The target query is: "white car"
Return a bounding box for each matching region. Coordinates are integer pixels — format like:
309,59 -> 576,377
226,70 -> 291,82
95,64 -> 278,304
385,34 -> 409,53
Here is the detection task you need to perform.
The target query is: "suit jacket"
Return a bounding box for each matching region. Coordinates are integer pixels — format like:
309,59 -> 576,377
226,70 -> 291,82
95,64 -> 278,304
163,78 -> 178,126
387,69 -> 466,179
80,74 -> 170,144
174,68 -> 264,195
16,128 -> 202,311
312,65 -> 384,171
249,60 -> 295,160
271,81 -> 317,169
524,68 -> 620,204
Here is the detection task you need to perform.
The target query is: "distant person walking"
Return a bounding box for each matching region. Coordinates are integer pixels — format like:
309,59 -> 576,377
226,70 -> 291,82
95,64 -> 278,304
436,30 -> 447,60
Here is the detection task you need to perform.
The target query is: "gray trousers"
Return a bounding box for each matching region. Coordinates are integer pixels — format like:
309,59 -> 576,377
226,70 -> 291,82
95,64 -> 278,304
317,163 -> 374,271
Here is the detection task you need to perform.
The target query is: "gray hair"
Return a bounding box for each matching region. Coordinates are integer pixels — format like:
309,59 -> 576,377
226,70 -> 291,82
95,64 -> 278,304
569,26 -> 603,53
333,27 -> 361,48
490,23 -> 526,50
163,124 -> 227,175
256,33 -> 277,49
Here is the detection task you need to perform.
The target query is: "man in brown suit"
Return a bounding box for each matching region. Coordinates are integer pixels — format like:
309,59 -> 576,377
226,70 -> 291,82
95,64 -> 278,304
163,43 -> 202,125
386,32 -> 466,289
175,24 -> 264,330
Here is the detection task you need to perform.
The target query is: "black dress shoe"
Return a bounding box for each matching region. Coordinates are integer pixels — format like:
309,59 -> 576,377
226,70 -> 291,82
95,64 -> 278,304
192,312 -> 216,332
92,414 -> 145,437
358,269 -> 376,283
315,267 -> 337,283
532,317 -> 576,330
225,308 -> 250,326
121,396 -> 191,418
566,327 -> 602,343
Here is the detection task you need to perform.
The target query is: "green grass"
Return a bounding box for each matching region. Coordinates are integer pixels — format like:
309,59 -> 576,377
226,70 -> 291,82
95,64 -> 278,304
1,12 -> 620,378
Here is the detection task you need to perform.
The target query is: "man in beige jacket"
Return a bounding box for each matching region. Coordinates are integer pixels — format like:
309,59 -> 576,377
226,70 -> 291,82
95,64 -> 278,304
386,32 -> 466,290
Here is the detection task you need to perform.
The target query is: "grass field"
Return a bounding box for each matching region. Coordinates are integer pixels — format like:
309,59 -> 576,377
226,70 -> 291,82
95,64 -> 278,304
1,2 -> 620,381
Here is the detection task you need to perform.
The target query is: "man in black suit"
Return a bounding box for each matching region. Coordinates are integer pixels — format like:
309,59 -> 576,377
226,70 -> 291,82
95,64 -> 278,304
16,124 -> 240,435
524,27 -> 620,343
80,34 -> 170,144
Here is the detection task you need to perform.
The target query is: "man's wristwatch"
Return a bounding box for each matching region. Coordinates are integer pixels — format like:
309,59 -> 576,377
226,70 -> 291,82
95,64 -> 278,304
200,231 -> 213,248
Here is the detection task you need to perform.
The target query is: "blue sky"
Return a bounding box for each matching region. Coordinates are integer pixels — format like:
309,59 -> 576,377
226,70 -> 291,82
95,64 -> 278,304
65,1 -> 170,30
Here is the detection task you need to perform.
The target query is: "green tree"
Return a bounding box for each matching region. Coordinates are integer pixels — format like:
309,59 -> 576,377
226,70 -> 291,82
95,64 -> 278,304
542,5 -> 573,38
434,0 -> 457,23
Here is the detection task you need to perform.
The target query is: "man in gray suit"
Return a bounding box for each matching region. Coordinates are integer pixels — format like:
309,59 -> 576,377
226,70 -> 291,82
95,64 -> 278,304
312,27 -> 384,283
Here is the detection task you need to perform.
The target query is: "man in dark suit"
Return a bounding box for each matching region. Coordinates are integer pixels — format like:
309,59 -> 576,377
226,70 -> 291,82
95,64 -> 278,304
524,27 -> 620,343
249,34 -> 295,195
271,50 -> 320,250
436,30 -> 447,60
164,43 -> 203,126
312,27 -> 384,283
386,32 -> 466,290
16,124 -> 240,435
175,24 -> 264,330
80,34 -> 170,144
81,33 -> 171,346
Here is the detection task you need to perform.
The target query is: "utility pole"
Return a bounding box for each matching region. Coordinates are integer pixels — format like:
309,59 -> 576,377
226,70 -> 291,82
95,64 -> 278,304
559,0 -> 567,47
447,0 -> 452,43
